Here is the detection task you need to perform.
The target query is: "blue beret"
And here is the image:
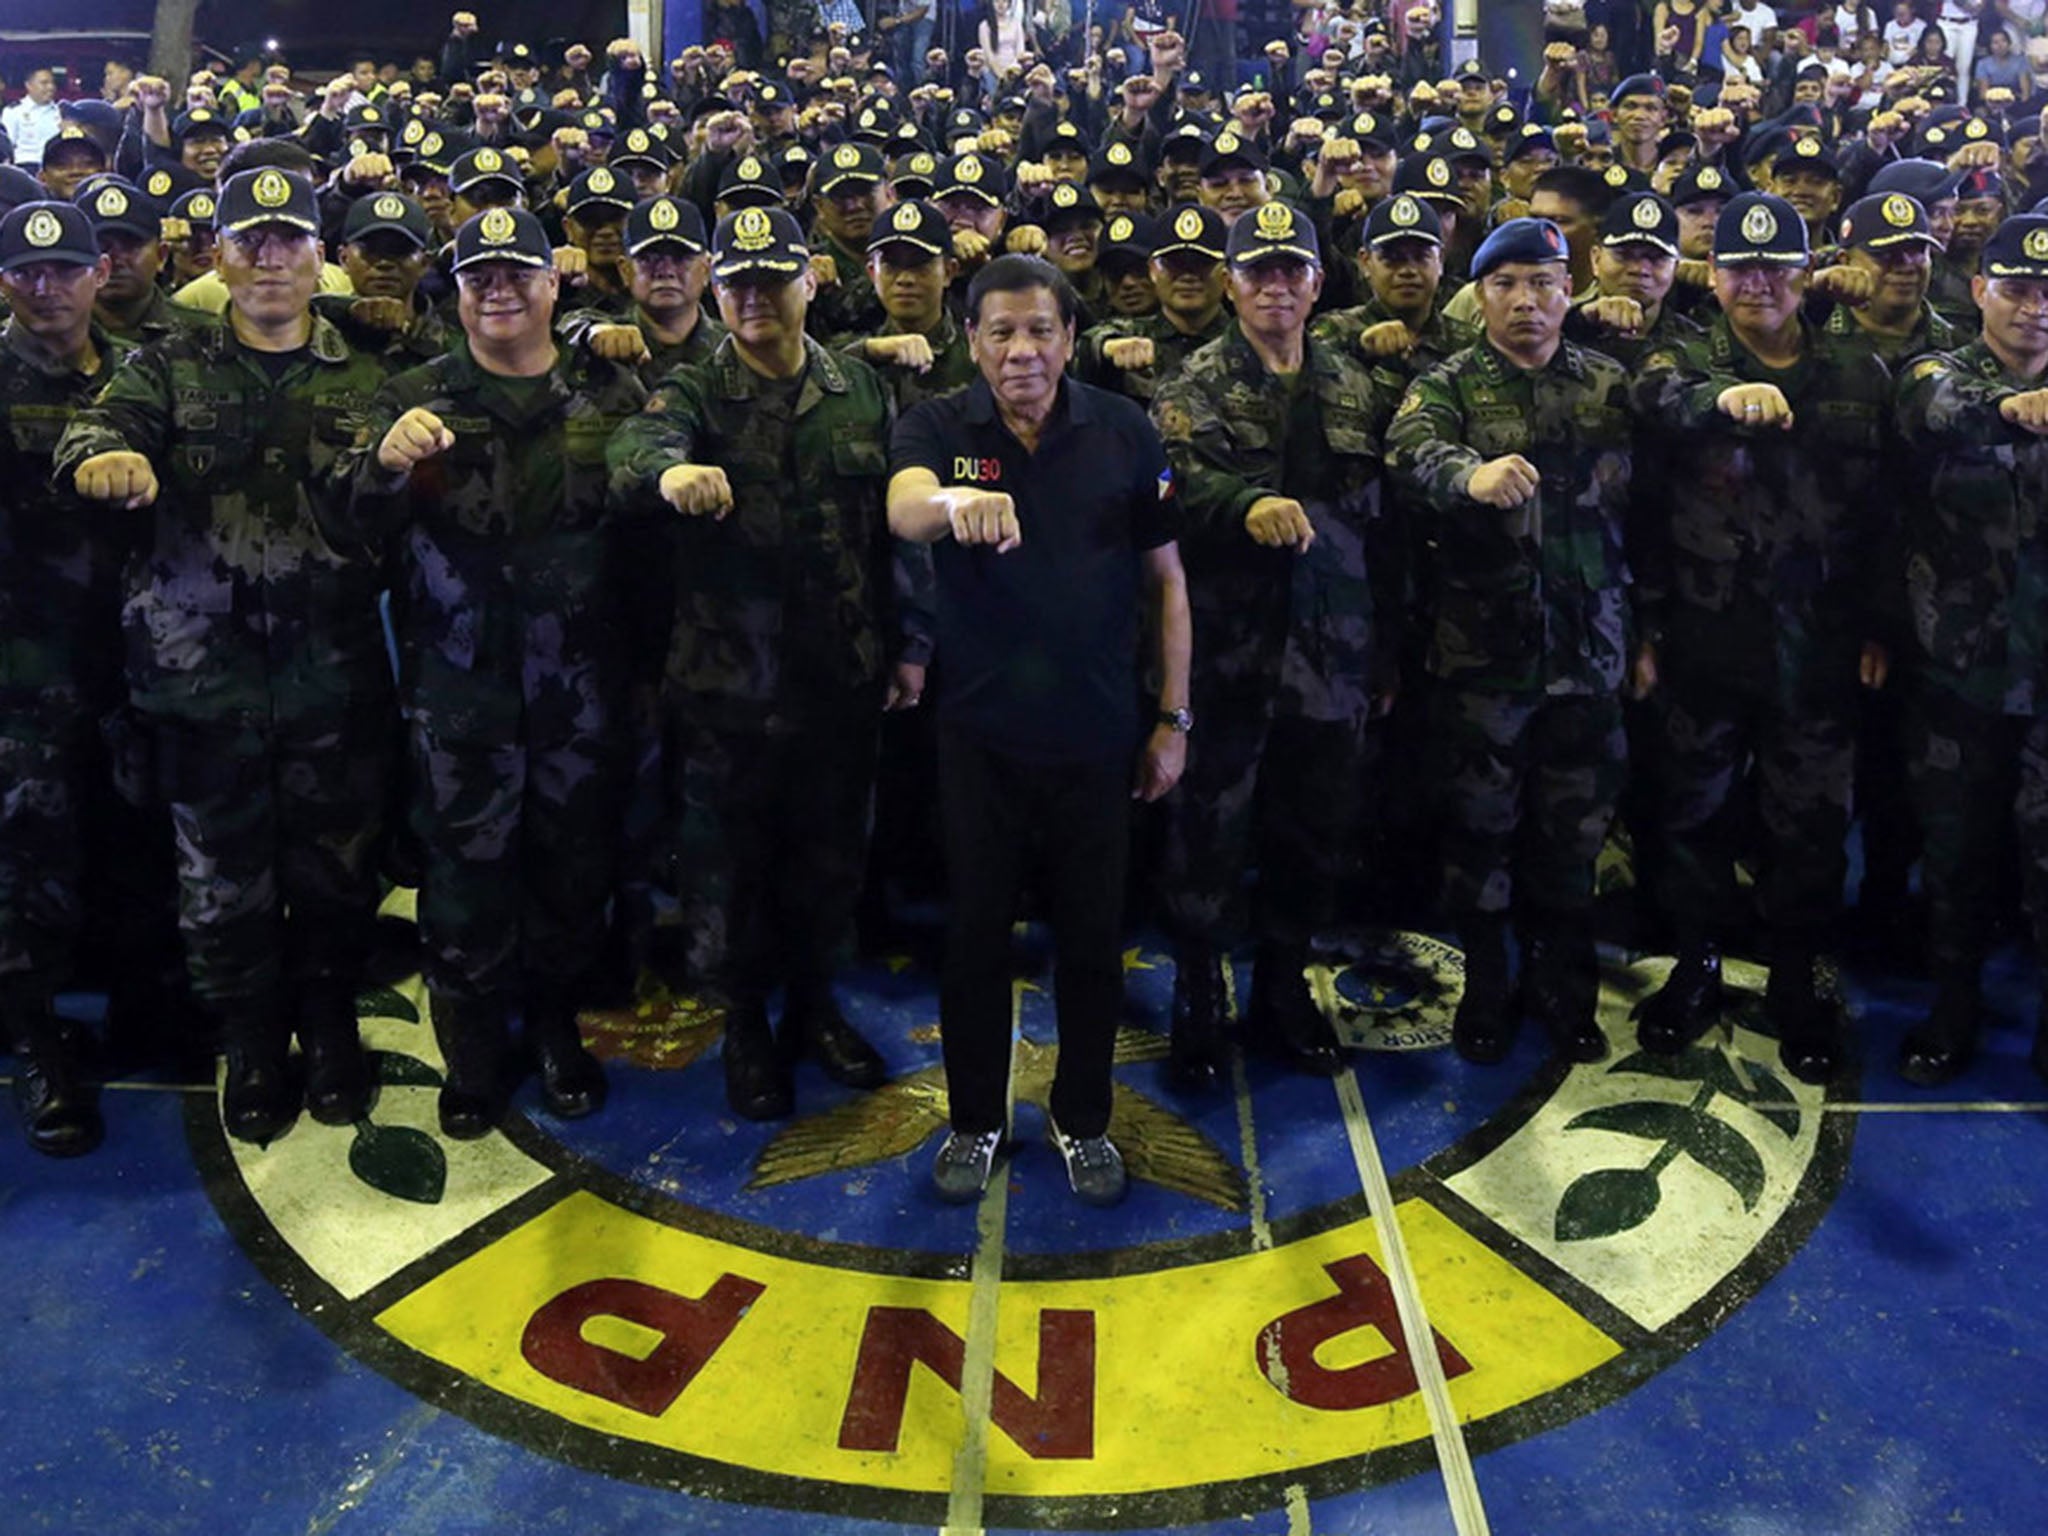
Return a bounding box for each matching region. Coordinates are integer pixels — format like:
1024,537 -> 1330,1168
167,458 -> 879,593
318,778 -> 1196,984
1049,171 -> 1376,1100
1470,216 -> 1570,280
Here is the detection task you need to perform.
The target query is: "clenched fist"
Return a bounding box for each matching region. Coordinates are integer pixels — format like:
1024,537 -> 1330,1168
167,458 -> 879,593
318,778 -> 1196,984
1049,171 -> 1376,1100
590,324 -> 652,363
1999,388 -> 2048,435
553,246 -> 589,282
1466,454 -> 1540,508
1810,264 -> 1875,307
349,297 -> 413,333
378,408 -> 455,472
1004,224 -> 1048,255
1103,335 -> 1155,370
1245,495 -> 1315,550
1717,382 -> 1795,429
866,333 -> 935,371
936,488 -> 1022,551
74,451 -> 158,508
1355,320 -> 1416,357
660,463 -> 736,517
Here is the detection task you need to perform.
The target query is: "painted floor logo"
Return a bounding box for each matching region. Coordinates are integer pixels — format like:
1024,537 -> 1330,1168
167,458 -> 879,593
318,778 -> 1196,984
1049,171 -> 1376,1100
188,936 -> 1851,1529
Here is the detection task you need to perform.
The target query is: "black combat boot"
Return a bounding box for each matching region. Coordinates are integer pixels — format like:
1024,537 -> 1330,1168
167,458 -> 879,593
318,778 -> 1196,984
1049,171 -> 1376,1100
1635,940 -> 1725,1055
1769,931 -> 1839,1085
220,997 -> 300,1144
525,981 -> 607,1120
1523,910 -> 1606,1064
299,982 -> 373,1126
432,993 -> 510,1140
1898,963 -> 1983,1087
1168,941 -> 1228,1090
1249,942 -> 1343,1076
6,990 -> 102,1158
1453,915 -> 1517,1065
723,997 -> 794,1119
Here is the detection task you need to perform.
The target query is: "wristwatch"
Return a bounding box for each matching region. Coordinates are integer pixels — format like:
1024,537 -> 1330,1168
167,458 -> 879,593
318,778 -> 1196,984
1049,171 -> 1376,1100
1157,705 -> 1194,734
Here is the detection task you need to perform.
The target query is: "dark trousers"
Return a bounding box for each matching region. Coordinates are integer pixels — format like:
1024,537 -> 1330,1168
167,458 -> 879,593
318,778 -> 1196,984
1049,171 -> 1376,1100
938,727 -> 1129,1140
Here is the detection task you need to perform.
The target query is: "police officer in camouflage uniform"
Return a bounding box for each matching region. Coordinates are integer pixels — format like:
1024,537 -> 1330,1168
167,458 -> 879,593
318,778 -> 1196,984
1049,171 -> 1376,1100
1312,193 -> 1479,389
557,196 -> 727,387
808,142 -> 889,347
1891,214 -> 2048,1086
1565,191 -> 1702,370
1387,217 -> 1643,1067
1630,193 -> 1895,1084
75,178 -> 206,350
56,167 -> 394,1143
608,206 -> 900,1122
1075,203 -> 1231,405
337,207 -> 642,1137
1151,202 -> 1404,1085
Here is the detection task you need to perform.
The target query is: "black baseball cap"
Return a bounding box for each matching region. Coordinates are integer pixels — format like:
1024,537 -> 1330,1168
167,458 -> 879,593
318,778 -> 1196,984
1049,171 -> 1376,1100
934,152 -> 1009,205
612,126 -> 671,172
140,164 -> 202,204
625,194 -> 707,256
1100,211 -> 1157,268
717,153 -> 782,206
451,205 -> 553,270
1393,153 -> 1464,209
172,107 -> 231,142
710,205 -> 810,280
1201,130 -> 1269,177
815,140 -> 886,196
1837,192 -> 1937,251
1505,123 -> 1558,164
74,179 -> 159,242
1982,213 -> 2048,278
215,167 -> 320,235
1042,182 -> 1102,228
1366,191 -> 1443,248
450,145 -> 524,198
42,129 -> 108,167
891,149 -> 941,196
1601,191 -> 1680,256
0,166 -> 45,216
1153,202 -> 1227,259
867,197 -> 949,258
168,186 -> 218,226
343,190 -> 432,247
1225,200 -> 1319,266
1670,163 -> 1734,207
1713,191 -> 1810,266
1089,140 -> 1149,188
566,165 -> 635,218
0,201 -> 99,271
1775,135 -> 1841,181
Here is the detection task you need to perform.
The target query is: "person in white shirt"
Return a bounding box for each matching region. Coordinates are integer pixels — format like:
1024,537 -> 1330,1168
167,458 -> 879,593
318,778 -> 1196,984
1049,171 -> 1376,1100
1,68 -> 62,168
1727,0 -> 1781,49
1723,23 -> 1768,86
1882,0 -> 1925,64
1938,0 -> 1982,85
1834,2 -> 1879,48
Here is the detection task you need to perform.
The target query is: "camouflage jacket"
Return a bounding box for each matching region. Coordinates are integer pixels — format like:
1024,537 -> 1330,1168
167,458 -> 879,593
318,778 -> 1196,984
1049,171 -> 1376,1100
1630,314 -> 1892,694
1893,340 -> 2048,716
607,333 -> 897,729
1563,295 -> 1704,371
1311,294 -> 1481,396
1152,321 -> 1404,722
0,322 -> 132,715
1075,308 -> 1230,404
1386,337 -> 1636,696
335,343 -> 648,726
1822,296 -> 1959,369
841,310 -> 977,670
556,303 -> 729,389
99,286 -> 209,353
312,292 -> 455,376
808,231 -> 887,347
51,312 -> 391,722
1927,253 -> 1980,340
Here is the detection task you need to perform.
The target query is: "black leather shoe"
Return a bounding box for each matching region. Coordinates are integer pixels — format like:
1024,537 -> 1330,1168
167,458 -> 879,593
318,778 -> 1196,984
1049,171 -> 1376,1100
1768,944 -> 1838,1086
526,993 -> 608,1119
1169,943 -> 1228,1090
223,1045 -> 301,1145
1453,918 -> 1517,1066
300,987 -> 373,1126
785,984 -> 888,1089
723,1003 -> 794,1119
12,1036 -> 103,1158
1898,978 -> 1981,1088
1635,945 -> 1723,1056
437,1084 -> 504,1140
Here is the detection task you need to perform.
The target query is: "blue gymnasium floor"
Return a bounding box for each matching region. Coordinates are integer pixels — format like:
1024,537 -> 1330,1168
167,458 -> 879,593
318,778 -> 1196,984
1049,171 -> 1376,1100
3,912 -> 2045,1536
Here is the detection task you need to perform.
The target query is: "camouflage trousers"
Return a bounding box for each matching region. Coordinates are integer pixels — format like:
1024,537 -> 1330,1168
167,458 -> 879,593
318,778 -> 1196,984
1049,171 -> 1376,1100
1433,687 -> 1626,918
0,700 -> 178,995
151,707 -> 390,1009
670,701 -> 879,1005
411,667 -> 617,1004
1904,676 -> 2048,972
1159,699 -> 1367,949
1654,671 -> 1855,935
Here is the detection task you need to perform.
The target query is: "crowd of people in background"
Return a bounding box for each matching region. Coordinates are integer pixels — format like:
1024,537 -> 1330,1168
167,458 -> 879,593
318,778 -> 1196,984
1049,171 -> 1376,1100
2,0 -> 2048,1210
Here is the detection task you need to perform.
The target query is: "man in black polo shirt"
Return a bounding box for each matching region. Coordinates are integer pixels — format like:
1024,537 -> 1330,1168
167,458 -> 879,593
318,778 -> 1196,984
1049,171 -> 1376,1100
887,254 -> 1192,1208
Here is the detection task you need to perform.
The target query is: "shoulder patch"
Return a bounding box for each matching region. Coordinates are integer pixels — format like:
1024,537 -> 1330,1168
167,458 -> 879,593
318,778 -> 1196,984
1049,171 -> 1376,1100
1156,401 -> 1193,441
1908,356 -> 1947,383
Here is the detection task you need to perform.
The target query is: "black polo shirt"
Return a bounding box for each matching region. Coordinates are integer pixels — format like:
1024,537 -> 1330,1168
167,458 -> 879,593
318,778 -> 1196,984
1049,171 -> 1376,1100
891,375 -> 1176,765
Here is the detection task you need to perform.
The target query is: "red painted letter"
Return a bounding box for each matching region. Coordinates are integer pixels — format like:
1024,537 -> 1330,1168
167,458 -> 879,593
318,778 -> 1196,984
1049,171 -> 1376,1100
1256,1255 -> 1472,1410
521,1274 -> 765,1417
838,1306 -> 1096,1459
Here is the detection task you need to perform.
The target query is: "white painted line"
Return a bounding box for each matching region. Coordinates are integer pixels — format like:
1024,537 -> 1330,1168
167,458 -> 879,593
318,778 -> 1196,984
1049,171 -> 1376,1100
941,981 -> 1022,1536
1334,1067 -> 1492,1536
1284,1481 -> 1314,1534
1225,958 -> 1276,1253
1762,1100 -> 2048,1114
